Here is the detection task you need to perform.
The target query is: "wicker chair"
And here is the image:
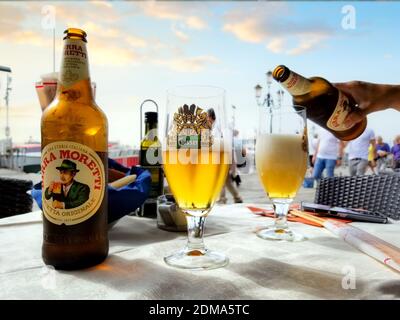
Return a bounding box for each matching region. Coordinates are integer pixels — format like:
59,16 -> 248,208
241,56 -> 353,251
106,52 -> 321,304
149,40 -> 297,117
0,177 -> 33,218
314,174 -> 400,220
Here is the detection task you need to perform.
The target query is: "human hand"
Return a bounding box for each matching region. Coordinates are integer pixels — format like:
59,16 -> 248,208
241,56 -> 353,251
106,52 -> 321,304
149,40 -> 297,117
53,200 -> 64,209
336,159 -> 342,167
334,81 -> 399,128
231,174 -> 241,187
312,155 -> 316,165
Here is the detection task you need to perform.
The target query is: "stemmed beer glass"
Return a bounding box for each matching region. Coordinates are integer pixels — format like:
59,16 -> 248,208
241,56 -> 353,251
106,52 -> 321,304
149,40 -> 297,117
255,106 -> 308,241
162,86 -> 231,270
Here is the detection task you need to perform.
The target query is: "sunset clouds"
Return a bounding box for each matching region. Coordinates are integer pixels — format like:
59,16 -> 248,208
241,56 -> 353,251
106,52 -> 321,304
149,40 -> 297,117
223,3 -> 333,55
0,1 -> 218,71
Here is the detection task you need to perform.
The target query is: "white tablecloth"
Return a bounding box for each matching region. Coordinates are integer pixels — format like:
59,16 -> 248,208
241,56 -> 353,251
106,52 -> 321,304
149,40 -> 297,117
1,204 -> 399,300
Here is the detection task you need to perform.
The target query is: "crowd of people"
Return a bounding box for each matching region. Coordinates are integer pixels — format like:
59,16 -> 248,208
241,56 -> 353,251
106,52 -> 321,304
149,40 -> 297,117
307,80 -> 400,180
217,126 -> 400,204
309,126 -> 400,180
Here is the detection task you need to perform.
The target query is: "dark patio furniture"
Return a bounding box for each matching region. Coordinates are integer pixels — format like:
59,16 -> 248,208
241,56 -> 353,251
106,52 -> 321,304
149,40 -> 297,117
315,175 -> 400,220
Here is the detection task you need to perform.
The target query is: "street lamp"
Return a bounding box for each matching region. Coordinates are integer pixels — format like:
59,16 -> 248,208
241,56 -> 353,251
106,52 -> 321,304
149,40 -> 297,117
0,65 -> 13,169
254,70 -> 275,109
0,66 -> 12,139
231,105 -> 236,165
266,70 -> 273,87
0,66 -> 11,73
231,105 -> 236,131
276,89 -> 285,108
254,84 -> 262,100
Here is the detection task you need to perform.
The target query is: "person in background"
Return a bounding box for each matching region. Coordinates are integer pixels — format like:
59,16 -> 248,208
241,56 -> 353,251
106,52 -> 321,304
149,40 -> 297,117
346,127 -> 376,176
335,81 -> 400,172
375,136 -> 391,174
312,128 -> 344,180
308,132 -> 319,174
234,129 -> 247,171
367,143 -> 377,174
391,135 -> 400,170
207,109 -> 243,204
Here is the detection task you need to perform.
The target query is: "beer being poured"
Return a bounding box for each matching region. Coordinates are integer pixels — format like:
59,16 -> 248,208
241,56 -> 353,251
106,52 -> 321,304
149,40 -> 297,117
273,65 -> 367,141
41,28 -> 109,270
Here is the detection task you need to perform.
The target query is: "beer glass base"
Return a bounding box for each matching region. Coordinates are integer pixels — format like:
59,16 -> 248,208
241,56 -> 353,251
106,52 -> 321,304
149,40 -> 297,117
164,248 -> 229,270
256,227 -> 305,242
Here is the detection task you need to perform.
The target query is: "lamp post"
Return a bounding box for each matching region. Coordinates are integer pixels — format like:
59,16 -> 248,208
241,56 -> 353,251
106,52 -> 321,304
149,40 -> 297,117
231,105 -> 236,131
231,104 -> 236,166
276,89 -> 285,109
0,66 -> 13,169
255,70 -> 282,133
0,66 -> 12,139
254,70 -> 274,109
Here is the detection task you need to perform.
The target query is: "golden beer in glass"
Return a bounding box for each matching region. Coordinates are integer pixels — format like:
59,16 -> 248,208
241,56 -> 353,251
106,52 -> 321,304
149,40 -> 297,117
163,149 -> 229,213
255,106 -> 308,241
162,86 -> 231,269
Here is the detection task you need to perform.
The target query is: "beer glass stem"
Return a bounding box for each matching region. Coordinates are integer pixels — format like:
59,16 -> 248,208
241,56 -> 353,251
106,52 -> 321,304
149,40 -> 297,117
186,215 -> 206,252
273,199 -> 292,230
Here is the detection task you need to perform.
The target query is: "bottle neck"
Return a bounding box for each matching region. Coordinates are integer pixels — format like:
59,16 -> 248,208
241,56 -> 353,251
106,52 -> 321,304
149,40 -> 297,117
145,122 -> 158,133
280,70 -> 312,96
57,38 -> 93,103
144,122 -> 158,141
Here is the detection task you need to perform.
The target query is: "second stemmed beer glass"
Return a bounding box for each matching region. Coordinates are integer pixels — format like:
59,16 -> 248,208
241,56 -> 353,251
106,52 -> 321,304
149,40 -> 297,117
162,86 -> 230,270
255,106 -> 308,241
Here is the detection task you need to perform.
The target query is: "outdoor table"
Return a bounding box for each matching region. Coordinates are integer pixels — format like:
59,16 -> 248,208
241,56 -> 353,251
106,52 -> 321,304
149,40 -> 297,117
1,204 -> 399,299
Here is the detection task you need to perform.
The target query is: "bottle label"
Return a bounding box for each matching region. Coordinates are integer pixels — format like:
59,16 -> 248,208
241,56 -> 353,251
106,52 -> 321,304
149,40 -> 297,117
167,104 -> 214,149
60,38 -> 89,87
177,129 -> 200,149
41,141 -> 105,226
327,90 -> 353,131
281,71 -> 312,96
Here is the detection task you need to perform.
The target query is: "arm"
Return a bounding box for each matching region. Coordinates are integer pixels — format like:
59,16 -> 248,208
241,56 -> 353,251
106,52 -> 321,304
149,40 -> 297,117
334,82 -> 400,127
44,187 -> 53,200
391,147 -> 395,167
377,144 -> 389,157
241,146 -> 247,158
385,144 -> 391,155
312,140 -> 320,164
370,139 -> 377,160
337,140 -> 345,166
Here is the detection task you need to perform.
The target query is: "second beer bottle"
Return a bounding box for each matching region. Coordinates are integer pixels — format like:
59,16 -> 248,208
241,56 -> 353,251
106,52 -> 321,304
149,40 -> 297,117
41,28 -> 109,269
139,111 -> 164,217
273,65 -> 367,141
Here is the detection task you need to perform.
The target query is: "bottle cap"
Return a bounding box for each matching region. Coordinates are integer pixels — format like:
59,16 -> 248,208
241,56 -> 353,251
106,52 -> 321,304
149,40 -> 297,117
63,28 -> 87,42
145,112 -> 158,123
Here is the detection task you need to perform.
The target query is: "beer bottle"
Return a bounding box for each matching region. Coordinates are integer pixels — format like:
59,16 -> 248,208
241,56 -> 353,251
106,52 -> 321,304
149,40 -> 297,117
41,28 -> 108,269
273,65 -> 367,141
139,112 -> 163,217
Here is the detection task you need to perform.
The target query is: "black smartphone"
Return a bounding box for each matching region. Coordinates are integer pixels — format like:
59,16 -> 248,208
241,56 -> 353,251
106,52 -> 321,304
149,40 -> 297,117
300,202 -> 388,224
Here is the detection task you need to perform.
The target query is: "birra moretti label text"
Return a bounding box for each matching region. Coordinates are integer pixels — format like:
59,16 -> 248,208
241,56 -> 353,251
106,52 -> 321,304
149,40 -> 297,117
41,141 -> 105,226
281,71 -> 312,96
60,38 -> 89,88
327,90 -> 352,131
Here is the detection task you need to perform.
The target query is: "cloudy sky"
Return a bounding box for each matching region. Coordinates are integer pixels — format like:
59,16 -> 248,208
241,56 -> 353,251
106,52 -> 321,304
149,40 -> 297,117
0,1 -> 400,147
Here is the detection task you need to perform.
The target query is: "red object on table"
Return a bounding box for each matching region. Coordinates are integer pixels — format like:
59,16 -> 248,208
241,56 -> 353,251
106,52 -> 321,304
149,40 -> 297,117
113,155 -> 139,167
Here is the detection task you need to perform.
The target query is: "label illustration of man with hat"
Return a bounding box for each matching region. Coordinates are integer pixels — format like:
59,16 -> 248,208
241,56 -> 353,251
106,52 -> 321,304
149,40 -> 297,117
44,159 -> 90,209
